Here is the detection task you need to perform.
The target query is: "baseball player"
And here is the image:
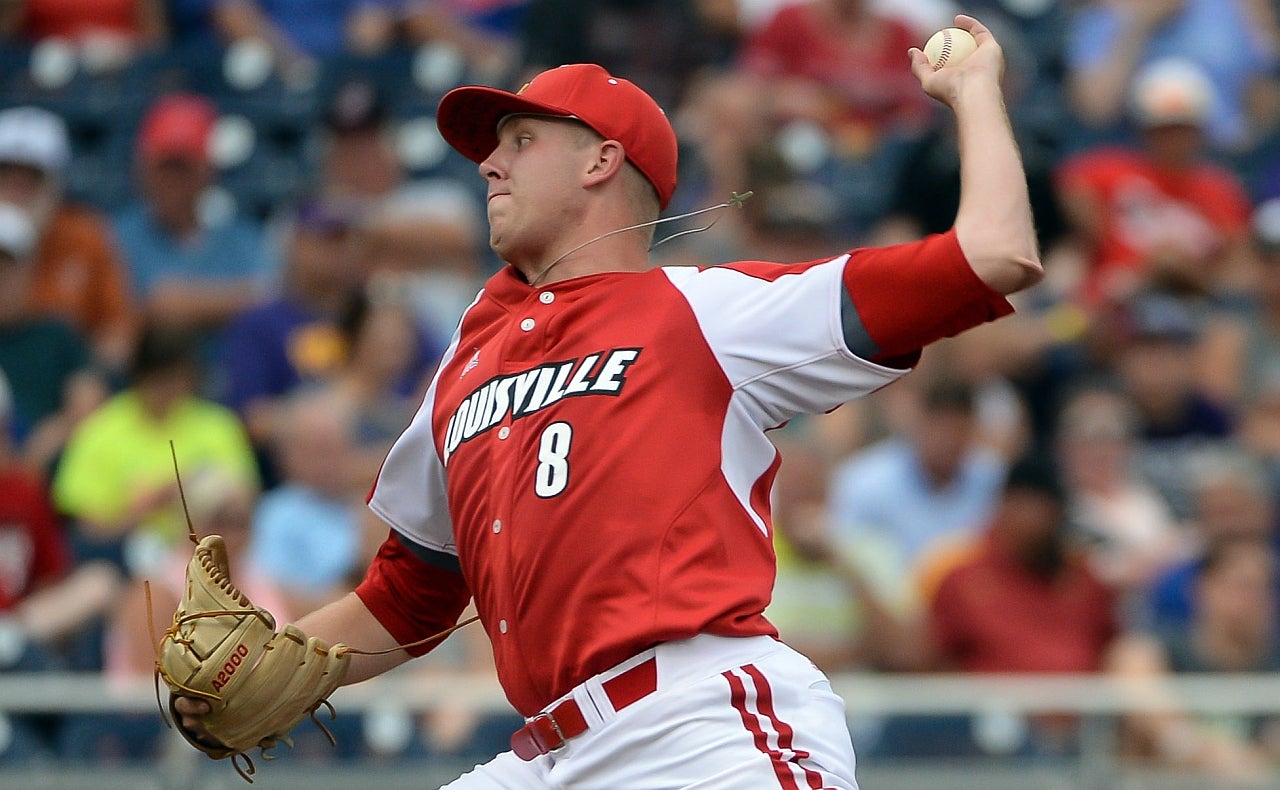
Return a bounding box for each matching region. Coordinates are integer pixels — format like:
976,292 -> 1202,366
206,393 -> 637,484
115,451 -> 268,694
176,14 -> 1039,788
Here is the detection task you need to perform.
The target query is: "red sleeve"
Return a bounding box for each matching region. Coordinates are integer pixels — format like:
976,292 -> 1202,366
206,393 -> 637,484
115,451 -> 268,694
354,531 -> 472,657
29,492 -> 70,587
842,229 -> 1014,360
15,473 -> 70,589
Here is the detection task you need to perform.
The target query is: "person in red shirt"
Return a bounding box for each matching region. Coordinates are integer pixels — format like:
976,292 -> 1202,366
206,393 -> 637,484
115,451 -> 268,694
0,365 -> 120,665
176,15 -> 1043,788
1057,58 -> 1254,308
927,455 -> 1119,675
739,0 -> 931,145
0,0 -> 165,68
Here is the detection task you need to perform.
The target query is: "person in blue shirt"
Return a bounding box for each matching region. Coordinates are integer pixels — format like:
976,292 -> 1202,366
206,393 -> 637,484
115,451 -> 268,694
826,379 -> 1007,568
113,93 -> 275,386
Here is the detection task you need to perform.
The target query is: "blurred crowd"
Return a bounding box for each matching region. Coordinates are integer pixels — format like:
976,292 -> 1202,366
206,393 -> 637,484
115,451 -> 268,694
2,0 -> 1280,778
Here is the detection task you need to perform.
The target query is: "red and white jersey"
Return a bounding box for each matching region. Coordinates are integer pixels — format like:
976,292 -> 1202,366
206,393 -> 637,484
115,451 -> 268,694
358,230 -> 1012,716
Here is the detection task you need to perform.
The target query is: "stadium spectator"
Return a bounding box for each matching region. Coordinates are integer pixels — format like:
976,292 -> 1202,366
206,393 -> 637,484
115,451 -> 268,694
1056,59 -> 1255,309
738,0 -> 931,149
248,390 -> 367,614
520,0 -> 729,111
1240,370 -> 1280,500
221,197 -> 366,448
907,453 -> 1119,754
317,79 -> 402,204
826,378 -> 1006,570
113,93 -> 274,342
0,365 -> 121,760
1147,449 -> 1278,636
0,107 -> 136,373
0,0 -> 165,66
314,78 -> 486,349
924,454 -> 1118,675
320,289 -> 437,487
771,437 -> 932,672
1064,0 -> 1279,152
405,0 -> 528,79
1110,537 -> 1280,777
681,0 -> 935,237
1204,197 -> 1280,408
1113,292 -> 1235,519
208,0 -> 403,64
0,201 -> 102,456
51,322 -> 258,571
1055,385 -> 1190,611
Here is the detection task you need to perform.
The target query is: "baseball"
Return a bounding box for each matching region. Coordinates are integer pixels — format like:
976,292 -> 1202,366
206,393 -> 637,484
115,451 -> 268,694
924,27 -> 978,71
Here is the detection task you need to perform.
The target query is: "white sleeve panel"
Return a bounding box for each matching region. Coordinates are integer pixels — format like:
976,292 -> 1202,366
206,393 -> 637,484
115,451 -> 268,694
367,402 -> 456,555
366,294 -> 482,556
663,260 -> 908,426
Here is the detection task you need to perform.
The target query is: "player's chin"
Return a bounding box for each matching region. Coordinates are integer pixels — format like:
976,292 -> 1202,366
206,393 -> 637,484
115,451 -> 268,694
489,230 -> 512,259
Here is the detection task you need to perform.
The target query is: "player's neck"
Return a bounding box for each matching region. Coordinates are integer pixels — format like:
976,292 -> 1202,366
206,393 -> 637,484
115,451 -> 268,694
513,219 -> 651,286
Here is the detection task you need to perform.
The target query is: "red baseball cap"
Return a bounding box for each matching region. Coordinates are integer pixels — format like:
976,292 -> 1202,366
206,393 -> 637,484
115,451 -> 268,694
138,93 -> 217,164
437,64 -> 678,209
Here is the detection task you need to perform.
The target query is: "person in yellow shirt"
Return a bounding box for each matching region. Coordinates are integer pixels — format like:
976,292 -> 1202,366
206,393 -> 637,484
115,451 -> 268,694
52,321 -> 258,573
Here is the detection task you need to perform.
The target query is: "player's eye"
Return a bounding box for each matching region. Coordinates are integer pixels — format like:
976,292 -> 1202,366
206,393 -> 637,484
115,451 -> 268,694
515,134 -> 532,149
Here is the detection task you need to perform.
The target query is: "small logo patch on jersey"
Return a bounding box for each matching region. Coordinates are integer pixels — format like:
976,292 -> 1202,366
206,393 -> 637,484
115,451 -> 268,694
461,349 -> 481,378
444,347 -> 640,463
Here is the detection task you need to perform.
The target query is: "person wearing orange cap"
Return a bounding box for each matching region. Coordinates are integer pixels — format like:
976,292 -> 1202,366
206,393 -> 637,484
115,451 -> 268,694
113,93 -> 273,342
175,15 -> 1042,788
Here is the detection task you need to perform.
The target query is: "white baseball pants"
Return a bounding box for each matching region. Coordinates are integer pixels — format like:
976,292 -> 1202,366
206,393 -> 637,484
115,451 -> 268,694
442,634 -> 859,789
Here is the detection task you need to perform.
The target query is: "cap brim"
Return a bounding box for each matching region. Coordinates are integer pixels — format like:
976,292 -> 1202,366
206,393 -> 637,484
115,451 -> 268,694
437,85 -> 576,164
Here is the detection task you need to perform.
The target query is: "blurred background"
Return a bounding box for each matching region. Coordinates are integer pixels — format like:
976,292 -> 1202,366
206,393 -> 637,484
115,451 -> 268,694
2,0 -> 1280,787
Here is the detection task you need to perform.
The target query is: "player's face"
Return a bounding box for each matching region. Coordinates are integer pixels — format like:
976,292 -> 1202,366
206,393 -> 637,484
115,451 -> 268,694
480,116 -> 594,267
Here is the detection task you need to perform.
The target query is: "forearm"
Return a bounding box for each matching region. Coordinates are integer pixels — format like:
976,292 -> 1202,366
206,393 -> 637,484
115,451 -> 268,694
17,562 -> 121,643
952,79 -> 1041,294
296,591 -> 413,684
834,562 -> 929,671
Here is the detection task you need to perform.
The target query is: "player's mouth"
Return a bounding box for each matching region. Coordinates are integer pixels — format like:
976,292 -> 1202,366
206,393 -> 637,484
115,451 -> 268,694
488,192 -> 509,203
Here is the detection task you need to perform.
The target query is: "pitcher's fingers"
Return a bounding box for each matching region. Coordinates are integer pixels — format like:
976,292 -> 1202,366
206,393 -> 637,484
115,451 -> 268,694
173,696 -> 211,716
953,14 -> 994,43
908,47 -> 933,81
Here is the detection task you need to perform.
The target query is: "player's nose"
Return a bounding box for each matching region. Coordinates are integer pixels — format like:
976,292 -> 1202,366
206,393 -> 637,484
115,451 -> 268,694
479,153 -> 504,182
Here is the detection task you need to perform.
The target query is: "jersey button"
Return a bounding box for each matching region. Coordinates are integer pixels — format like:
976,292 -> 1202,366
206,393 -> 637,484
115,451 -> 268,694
539,291 -> 555,304
492,519 -> 502,533
498,426 -> 510,440
520,318 -> 535,331
499,619 -> 508,634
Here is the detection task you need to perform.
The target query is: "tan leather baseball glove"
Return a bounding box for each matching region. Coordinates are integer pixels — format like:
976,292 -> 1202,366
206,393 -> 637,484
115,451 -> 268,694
154,534 -> 351,781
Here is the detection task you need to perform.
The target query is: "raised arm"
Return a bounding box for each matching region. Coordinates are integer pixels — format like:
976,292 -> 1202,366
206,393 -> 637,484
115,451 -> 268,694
909,15 -> 1042,295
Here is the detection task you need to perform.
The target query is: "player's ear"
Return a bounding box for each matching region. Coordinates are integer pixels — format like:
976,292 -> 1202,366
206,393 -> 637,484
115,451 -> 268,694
583,139 -> 626,189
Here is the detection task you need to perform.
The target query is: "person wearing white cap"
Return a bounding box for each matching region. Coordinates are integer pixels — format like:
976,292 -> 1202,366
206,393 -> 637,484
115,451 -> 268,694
1056,58 -> 1254,307
1064,0 -> 1276,151
0,106 -> 136,371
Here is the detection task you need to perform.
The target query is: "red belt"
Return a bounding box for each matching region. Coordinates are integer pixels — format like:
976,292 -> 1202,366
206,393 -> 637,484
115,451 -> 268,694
511,656 -> 658,761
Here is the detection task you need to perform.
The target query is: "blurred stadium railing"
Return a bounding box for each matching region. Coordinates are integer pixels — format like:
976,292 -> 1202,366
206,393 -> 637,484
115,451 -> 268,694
5,672 -> 1280,789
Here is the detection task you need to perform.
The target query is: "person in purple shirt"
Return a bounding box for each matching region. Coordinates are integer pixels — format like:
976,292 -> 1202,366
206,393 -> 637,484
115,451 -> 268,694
222,198 -> 440,464
221,199 -> 367,447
